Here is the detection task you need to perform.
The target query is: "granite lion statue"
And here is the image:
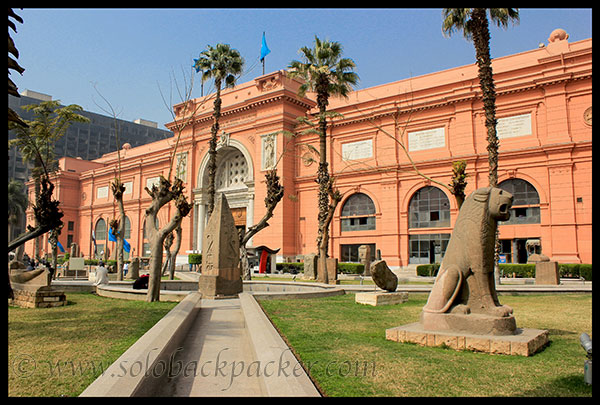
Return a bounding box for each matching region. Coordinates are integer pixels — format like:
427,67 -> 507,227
423,187 -> 514,318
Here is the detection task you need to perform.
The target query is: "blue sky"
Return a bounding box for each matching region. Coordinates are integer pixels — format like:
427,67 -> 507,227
11,8 -> 592,130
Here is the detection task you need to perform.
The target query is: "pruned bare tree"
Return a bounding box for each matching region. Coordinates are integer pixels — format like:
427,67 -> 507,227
144,176 -> 191,301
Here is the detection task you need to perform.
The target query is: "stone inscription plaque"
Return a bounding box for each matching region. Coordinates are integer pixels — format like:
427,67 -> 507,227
497,113 -> 532,139
408,127 -> 445,151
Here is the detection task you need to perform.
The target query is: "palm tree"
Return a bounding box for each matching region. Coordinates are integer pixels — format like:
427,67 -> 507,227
193,43 -> 244,217
288,36 -> 358,283
443,8 -> 519,286
442,8 -> 519,187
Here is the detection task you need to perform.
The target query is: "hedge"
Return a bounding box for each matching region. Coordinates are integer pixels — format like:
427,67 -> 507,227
274,261 -> 366,274
416,264 -> 441,277
559,263 -> 592,281
341,262 -> 365,274
275,262 -> 304,273
416,263 -> 592,281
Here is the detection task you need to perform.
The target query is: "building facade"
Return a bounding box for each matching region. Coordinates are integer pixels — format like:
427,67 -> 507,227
25,30 -> 591,267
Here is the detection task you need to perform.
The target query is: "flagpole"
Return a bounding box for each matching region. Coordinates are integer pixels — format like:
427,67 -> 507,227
260,31 -> 270,76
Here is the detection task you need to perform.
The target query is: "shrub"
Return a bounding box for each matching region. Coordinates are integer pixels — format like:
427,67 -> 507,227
57,253 -> 70,265
414,262 -> 592,281
188,254 -> 202,264
275,262 -> 303,274
338,262 -> 364,274
559,263 -> 592,281
416,264 -> 441,277
499,263 -> 535,278
579,264 -> 592,281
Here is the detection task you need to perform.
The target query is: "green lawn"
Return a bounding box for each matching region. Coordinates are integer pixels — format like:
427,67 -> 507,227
258,293 -> 592,397
8,292 -> 177,397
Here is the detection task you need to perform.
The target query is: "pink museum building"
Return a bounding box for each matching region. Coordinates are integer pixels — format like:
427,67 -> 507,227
25,29 -> 591,268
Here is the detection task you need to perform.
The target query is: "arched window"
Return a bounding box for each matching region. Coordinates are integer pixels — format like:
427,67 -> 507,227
94,218 -> 106,259
408,186 -> 450,228
123,216 -> 131,239
498,178 -> 540,224
123,216 -> 131,260
216,150 -> 248,191
341,193 -> 376,231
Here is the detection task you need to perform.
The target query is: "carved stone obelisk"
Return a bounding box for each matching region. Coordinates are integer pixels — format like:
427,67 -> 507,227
198,194 -> 243,298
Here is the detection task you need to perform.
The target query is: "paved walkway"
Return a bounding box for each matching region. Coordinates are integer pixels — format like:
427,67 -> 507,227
157,298 -> 268,396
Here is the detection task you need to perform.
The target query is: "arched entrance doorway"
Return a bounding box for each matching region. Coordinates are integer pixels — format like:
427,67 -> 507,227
194,139 -> 255,252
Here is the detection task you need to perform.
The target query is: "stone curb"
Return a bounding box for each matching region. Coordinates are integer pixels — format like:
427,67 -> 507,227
244,280 -> 345,300
79,292 -> 202,397
95,284 -> 191,302
239,292 -> 321,397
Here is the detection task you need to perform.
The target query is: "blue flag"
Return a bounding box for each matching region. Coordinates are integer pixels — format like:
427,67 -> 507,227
109,227 -> 131,253
260,32 -> 271,62
193,58 -> 201,73
49,239 -> 65,253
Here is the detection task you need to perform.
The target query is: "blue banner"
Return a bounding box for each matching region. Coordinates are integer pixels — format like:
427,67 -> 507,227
108,227 -> 117,242
260,32 -> 271,62
109,227 -> 130,253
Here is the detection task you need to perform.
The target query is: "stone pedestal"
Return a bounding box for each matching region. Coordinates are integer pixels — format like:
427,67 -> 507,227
9,268 -> 66,308
535,261 -> 560,285
355,291 -> 408,306
198,274 -> 243,299
9,285 -> 67,308
421,311 -> 517,336
386,322 -> 548,356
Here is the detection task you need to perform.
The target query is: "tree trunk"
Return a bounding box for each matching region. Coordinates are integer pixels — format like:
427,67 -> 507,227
144,176 -> 191,302
317,180 -> 342,284
116,198 -> 126,281
206,82 -> 222,218
146,237 -> 164,301
169,225 -> 182,280
33,175 -> 41,259
239,169 -> 284,280
240,244 -> 251,280
110,179 -> 127,281
315,78 -> 331,283
471,8 -> 498,188
471,8 -> 501,284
